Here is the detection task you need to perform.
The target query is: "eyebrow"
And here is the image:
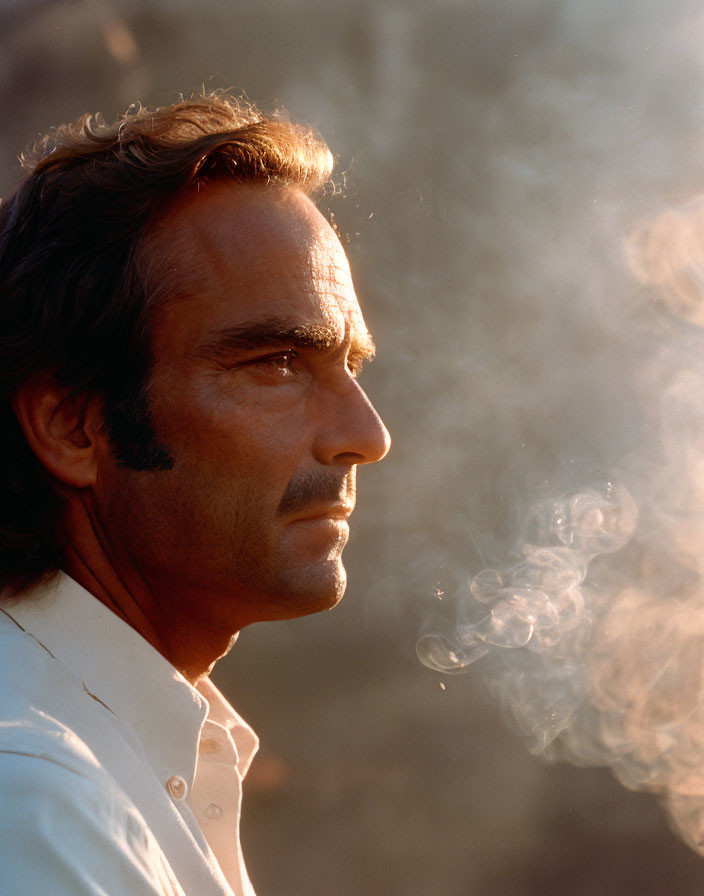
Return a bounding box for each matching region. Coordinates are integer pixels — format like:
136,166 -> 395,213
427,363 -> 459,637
195,317 -> 376,362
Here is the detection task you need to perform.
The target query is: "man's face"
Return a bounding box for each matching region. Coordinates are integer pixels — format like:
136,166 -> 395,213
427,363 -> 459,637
94,182 -> 390,631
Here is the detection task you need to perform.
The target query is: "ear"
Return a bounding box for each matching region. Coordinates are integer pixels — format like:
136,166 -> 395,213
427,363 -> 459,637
12,377 -> 106,489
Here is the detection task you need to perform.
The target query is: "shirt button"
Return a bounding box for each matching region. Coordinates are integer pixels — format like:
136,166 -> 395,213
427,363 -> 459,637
199,737 -> 222,755
166,775 -> 188,800
204,803 -> 223,820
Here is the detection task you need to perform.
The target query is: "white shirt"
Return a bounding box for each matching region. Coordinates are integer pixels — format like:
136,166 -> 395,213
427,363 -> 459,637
0,572 -> 258,896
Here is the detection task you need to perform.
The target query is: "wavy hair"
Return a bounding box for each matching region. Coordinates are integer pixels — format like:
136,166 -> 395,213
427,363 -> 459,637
0,91 -> 334,593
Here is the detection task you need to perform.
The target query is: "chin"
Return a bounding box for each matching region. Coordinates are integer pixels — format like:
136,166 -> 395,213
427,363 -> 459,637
273,560 -> 347,621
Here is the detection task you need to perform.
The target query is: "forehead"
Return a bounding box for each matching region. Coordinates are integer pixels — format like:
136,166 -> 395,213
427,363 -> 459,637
146,182 -> 365,346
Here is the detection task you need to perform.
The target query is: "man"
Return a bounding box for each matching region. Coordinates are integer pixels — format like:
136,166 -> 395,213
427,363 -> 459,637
0,93 -> 390,895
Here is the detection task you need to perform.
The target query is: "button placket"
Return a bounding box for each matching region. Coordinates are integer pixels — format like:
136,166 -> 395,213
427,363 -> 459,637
166,774 -> 188,800
204,803 -> 223,820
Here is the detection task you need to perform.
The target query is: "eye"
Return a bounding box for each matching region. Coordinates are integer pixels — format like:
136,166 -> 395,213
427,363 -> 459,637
255,350 -> 298,378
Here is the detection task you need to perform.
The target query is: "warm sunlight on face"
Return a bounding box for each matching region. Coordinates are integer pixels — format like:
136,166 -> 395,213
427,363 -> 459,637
94,183 -> 390,633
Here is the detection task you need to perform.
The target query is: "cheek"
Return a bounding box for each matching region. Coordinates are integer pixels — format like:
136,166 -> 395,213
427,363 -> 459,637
170,383 -> 312,468
162,413 -> 306,523
152,374 -> 320,518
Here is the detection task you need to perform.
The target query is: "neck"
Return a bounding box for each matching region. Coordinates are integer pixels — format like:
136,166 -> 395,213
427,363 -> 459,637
59,494 -> 238,683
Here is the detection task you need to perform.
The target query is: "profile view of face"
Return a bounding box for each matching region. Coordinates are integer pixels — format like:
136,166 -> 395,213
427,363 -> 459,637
93,182 -> 390,632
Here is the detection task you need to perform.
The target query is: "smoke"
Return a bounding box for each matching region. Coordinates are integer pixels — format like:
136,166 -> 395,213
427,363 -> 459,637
418,194 -> 704,855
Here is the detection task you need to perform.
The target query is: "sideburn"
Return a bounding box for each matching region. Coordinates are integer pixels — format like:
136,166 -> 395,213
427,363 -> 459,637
103,384 -> 175,472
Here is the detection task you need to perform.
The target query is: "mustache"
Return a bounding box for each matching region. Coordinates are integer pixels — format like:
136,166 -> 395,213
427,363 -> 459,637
277,469 -> 356,516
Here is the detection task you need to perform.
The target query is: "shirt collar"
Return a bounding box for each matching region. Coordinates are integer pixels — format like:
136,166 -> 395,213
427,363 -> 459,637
3,571 -> 256,789
196,678 -> 259,777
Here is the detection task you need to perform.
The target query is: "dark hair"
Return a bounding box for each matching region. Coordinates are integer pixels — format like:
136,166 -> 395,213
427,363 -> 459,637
0,91 -> 334,593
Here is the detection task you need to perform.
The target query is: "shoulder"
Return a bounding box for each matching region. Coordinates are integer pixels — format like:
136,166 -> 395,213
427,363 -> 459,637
0,612 -> 104,770
0,749 -> 184,895
0,743 -> 132,829
0,614 -> 183,895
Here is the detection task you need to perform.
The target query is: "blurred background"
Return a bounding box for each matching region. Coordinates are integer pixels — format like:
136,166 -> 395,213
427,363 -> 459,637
4,0 -> 704,893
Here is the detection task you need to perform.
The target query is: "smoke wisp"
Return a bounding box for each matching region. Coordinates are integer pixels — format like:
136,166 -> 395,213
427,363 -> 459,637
419,195 -> 704,856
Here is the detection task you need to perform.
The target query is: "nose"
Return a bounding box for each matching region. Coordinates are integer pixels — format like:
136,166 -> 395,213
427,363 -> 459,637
314,377 -> 391,467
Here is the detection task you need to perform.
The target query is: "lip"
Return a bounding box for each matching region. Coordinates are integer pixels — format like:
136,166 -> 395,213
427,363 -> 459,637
290,504 -> 354,523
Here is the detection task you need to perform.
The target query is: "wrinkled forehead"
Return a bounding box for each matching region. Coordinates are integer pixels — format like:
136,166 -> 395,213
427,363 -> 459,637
146,182 -> 364,333
141,183 -> 376,370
